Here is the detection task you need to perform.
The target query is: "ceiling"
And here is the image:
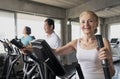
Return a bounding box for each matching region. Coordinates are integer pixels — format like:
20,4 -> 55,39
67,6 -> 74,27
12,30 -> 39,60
31,0 -> 90,9
30,0 -> 120,18
96,5 -> 120,18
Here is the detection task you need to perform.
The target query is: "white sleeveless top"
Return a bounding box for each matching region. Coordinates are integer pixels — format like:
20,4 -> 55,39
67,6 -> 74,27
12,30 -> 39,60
76,39 -> 104,79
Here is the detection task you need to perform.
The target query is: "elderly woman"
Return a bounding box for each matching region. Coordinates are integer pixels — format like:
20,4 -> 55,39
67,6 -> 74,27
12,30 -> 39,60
54,11 -> 115,79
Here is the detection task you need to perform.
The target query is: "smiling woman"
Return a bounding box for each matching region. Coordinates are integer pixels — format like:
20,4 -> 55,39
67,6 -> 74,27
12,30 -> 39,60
71,20 -> 100,41
79,11 -> 99,35
53,10 -> 115,79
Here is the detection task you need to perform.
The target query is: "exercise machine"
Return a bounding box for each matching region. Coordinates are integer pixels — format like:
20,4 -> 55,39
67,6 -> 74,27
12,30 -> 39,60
11,38 -> 84,79
96,35 -> 111,79
0,39 -> 22,79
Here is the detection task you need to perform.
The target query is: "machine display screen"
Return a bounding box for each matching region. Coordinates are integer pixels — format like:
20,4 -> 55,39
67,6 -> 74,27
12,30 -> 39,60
110,38 -> 118,43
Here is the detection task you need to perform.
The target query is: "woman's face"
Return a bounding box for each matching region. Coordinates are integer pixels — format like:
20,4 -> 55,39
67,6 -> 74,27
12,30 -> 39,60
23,27 -> 27,34
80,13 -> 98,35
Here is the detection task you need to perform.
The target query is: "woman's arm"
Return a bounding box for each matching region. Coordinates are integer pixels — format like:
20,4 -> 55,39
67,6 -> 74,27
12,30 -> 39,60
21,39 -> 77,56
54,39 -> 77,55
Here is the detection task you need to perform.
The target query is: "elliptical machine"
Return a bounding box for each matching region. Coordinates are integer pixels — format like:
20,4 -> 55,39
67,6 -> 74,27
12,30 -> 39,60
0,39 -> 22,79
10,38 -> 85,79
11,38 -> 46,79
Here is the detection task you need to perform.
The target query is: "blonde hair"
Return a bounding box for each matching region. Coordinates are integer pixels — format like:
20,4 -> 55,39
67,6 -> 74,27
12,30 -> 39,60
79,10 -> 98,22
79,11 -> 99,34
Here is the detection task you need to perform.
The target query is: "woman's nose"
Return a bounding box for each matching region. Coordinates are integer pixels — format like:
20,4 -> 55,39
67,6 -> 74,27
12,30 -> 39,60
84,21 -> 89,26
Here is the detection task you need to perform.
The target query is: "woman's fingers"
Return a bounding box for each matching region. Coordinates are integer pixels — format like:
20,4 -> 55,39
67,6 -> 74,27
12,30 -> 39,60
98,47 -> 110,60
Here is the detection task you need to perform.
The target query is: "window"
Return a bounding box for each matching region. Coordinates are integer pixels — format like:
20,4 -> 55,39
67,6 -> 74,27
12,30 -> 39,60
0,11 -> 15,40
109,23 -> 120,39
17,13 -> 46,39
17,13 -> 61,39
71,22 -> 81,40
109,23 -> 120,56
0,11 -> 15,53
0,12 -> 61,53
54,19 -> 61,38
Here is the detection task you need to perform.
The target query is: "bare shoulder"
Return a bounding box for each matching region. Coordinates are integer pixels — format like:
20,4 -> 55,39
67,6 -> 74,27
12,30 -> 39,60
67,39 -> 78,49
68,39 -> 77,45
71,39 -> 77,43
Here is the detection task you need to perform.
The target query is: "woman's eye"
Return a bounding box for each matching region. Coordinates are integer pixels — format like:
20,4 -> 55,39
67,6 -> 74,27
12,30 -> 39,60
81,21 -> 85,23
89,20 -> 93,22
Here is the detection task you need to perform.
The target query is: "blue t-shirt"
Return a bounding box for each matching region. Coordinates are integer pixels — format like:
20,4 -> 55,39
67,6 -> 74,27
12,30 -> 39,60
21,36 -> 34,46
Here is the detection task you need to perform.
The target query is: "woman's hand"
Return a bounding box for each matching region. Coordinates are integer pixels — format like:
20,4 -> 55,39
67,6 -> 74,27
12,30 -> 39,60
98,47 -> 111,61
20,46 -> 33,55
98,46 -> 115,76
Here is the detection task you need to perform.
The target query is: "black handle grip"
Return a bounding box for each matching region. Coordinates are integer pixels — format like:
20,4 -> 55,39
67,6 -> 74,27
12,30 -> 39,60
0,40 -> 4,43
95,35 -> 111,79
95,35 -> 107,65
10,39 -> 24,49
95,35 -> 104,48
